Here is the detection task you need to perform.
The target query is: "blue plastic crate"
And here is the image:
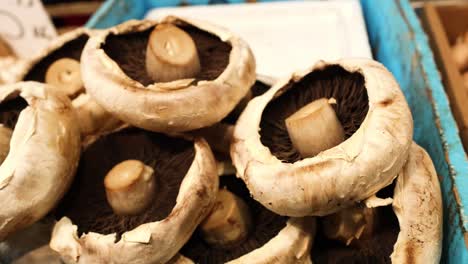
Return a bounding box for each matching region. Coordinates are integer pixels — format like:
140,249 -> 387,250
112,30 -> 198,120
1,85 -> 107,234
86,0 -> 468,263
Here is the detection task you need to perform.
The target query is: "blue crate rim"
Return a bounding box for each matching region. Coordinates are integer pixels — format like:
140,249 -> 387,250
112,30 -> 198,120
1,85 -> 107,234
398,0 -> 468,233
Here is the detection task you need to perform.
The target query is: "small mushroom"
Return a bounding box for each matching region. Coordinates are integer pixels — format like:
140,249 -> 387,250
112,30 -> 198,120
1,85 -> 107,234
81,16 -> 256,133
231,59 -> 413,217
311,143 -> 442,263
50,128 -> 218,264
179,175 -> 315,263
13,28 -> 122,141
0,82 -> 81,240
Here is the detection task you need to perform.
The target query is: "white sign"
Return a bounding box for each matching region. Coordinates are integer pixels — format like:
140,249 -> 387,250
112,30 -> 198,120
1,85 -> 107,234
0,0 -> 57,58
146,0 -> 372,79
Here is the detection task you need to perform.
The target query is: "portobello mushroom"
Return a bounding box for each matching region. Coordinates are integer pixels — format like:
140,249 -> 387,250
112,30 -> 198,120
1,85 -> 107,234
179,175 -> 315,264
0,82 -> 81,240
80,16 -> 256,133
50,127 -> 218,264
312,143 -> 443,264
231,59 -> 413,217
13,28 -> 122,139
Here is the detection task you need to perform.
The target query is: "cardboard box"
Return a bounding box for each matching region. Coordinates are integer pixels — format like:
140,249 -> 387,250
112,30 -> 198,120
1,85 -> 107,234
420,2 -> 468,151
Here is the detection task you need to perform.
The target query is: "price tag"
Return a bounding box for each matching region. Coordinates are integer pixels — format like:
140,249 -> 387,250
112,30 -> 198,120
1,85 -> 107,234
0,0 -> 57,58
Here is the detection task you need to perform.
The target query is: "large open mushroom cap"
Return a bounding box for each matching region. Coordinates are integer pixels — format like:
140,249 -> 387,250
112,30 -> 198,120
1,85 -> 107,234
13,28 -> 122,140
50,129 -> 218,264
391,142 -> 442,263
81,16 -> 256,133
0,82 -> 81,240
231,58 -> 413,217
311,142 -> 442,263
179,175 -> 315,264
16,28 -> 90,92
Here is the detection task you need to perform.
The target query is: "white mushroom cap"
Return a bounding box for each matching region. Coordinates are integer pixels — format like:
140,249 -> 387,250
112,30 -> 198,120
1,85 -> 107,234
179,217 -> 315,264
80,16 -> 256,133
0,82 -> 81,240
231,59 -> 413,217
50,137 -> 219,264
391,142 -> 442,263
226,217 -> 315,264
12,28 -> 123,142
15,28 -> 92,90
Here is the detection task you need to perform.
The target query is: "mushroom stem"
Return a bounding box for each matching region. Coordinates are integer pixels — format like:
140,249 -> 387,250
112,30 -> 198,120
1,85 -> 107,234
322,206 -> 377,246
200,188 -> 252,248
146,24 -> 201,82
286,97 -> 380,245
0,125 -> 12,164
104,160 -> 156,216
45,58 -> 84,97
285,98 -> 345,157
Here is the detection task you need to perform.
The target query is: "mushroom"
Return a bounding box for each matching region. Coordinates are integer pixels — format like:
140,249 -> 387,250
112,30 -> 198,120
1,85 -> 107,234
0,82 -> 81,240
49,127 -> 218,264
178,175 -> 315,263
80,16 -> 256,133
231,58 -> 413,217
311,142 -> 442,263
13,28 -> 122,140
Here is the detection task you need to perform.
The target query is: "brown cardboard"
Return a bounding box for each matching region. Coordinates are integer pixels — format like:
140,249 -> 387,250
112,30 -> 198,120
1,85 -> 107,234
420,3 -> 468,151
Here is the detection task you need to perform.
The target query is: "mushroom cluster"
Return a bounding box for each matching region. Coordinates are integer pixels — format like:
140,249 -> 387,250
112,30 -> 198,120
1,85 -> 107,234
0,15 -> 443,264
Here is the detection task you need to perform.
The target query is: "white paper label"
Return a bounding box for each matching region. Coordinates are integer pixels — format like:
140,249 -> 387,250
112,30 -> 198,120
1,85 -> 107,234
0,0 -> 57,58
